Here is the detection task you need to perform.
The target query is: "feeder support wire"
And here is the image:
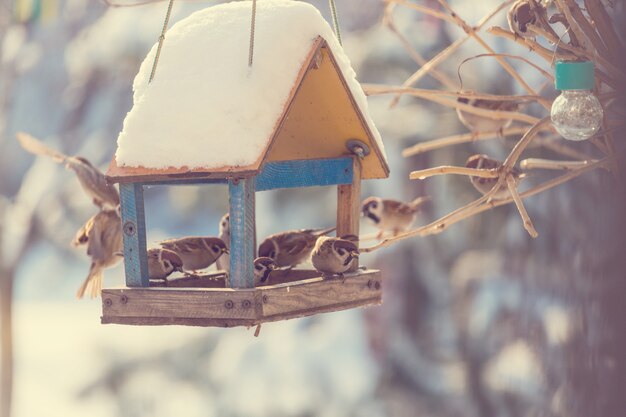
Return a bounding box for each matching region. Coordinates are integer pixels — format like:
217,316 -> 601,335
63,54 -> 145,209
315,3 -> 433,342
328,0 -> 342,45
248,0 -> 257,67
149,0 -> 175,83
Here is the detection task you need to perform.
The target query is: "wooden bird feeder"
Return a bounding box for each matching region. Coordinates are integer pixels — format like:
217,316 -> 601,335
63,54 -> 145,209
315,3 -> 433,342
102,32 -> 389,327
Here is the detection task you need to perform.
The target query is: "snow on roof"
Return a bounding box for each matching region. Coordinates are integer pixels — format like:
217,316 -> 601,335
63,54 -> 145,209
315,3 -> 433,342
115,0 -> 386,170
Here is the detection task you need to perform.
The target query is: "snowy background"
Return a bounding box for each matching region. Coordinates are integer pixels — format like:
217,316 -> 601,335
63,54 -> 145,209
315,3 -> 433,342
1,1 -> 626,417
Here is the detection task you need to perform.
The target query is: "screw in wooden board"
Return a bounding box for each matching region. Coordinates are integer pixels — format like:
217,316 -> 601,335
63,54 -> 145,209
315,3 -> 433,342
262,295 -> 269,304
123,221 -> 136,236
120,295 -> 128,304
367,280 -> 373,289
224,300 -> 234,309
104,298 -> 113,307
242,300 -> 252,309
374,281 -> 381,290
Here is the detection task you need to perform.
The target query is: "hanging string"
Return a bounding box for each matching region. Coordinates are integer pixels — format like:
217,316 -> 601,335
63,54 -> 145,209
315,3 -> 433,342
328,0 -> 342,45
149,0 -> 175,83
248,0 -> 257,67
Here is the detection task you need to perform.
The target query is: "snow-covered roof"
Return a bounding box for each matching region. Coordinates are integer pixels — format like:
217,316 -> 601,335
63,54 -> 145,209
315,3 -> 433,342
111,0 -> 388,182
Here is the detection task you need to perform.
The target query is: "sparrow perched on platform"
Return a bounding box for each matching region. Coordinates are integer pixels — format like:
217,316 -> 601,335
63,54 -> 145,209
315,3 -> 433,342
507,0 -> 538,40
253,257 -> 277,286
465,154 -> 526,199
216,213 -> 230,272
16,132 -> 120,210
311,236 -> 360,277
258,227 -> 336,269
361,196 -> 430,238
456,97 -> 519,134
147,248 -> 184,280
159,237 -> 228,272
75,209 -> 123,299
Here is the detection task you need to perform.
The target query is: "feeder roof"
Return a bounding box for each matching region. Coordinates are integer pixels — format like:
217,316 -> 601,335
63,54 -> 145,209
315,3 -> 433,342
108,0 -> 388,183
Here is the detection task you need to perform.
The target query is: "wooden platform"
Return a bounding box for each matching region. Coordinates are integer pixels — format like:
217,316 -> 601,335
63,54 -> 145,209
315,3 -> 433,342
101,269 -> 382,327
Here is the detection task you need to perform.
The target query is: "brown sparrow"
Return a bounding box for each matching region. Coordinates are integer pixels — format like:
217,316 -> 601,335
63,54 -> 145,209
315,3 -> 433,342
507,0 -> 538,40
16,132 -> 120,210
159,237 -> 228,272
465,154 -> 526,199
216,213 -> 230,272
361,196 -> 430,238
147,248 -> 184,280
311,236 -> 360,277
253,257 -> 277,286
75,209 -> 123,299
456,98 -> 519,134
258,227 -> 336,269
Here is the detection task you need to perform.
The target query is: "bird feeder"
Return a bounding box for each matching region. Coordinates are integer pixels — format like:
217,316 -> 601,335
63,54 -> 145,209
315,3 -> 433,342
101,2 -> 389,327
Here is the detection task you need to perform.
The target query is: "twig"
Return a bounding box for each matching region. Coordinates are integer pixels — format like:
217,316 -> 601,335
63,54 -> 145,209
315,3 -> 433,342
457,53 -> 555,84
520,158 -> 600,170
383,3 -> 458,89
402,127 -> 531,157
554,0 -> 590,50
583,0 -> 624,58
361,157 -> 614,253
488,26 -> 578,62
434,0 -> 540,99
365,85 -> 542,124
409,166 -> 498,180
507,174 -> 538,237
389,0 -> 513,107
503,117 -> 552,170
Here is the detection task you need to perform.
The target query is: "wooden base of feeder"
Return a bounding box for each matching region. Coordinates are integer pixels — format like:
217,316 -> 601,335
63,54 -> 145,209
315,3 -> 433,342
101,269 -> 382,327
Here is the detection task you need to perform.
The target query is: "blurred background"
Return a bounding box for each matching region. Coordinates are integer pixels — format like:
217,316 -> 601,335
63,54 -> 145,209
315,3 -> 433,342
1,0 -> 625,416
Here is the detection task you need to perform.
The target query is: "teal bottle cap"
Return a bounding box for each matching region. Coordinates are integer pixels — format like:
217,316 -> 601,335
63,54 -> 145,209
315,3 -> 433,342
555,61 -> 595,90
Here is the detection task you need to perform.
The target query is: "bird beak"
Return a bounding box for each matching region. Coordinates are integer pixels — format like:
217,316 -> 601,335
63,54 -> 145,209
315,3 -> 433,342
269,264 -> 277,270
223,248 -> 229,254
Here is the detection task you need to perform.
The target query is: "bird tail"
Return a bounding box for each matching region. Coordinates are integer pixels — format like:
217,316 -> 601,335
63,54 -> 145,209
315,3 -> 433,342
16,132 -> 68,163
409,196 -> 431,209
76,263 -> 103,299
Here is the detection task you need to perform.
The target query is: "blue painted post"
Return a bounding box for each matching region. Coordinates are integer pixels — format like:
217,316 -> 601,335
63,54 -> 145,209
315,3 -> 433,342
119,183 -> 149,287
228,178 -> 256,288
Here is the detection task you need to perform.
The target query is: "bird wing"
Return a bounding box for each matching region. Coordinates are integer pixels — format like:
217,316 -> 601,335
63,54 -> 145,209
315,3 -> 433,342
16,132 -> 69,163
160,237 -> 204,254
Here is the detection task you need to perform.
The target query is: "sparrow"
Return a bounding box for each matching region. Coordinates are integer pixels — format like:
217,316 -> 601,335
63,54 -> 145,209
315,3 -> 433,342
147,248 -> 184,280
465,154 -> 526,199
253,257 -> 277,286
456,97 -> 520,134
75,209 -> 123,299
216,213 -> 230,272
507,0 -> 538,40
16,132 -> 120,210
361,196 -> 430,238
258,227 -> 336,269
159,236 -> 228,272
311,236 -> 360,277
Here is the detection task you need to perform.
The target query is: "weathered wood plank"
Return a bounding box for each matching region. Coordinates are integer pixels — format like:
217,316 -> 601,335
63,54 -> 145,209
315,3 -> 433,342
229,178 -> 256,288
337,157 -> 361,271
255,158 -> 353,191
101,287 -> 260,320
120,183 -> 149,287
259,269 -> 381,317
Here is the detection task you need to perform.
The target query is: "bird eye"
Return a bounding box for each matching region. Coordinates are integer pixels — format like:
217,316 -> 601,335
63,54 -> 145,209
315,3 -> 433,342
372,203 -> 377,209
163,260 -> 172,269
338,248 -> 346,255
255,265 -> 263,271
212,245 -> 220,252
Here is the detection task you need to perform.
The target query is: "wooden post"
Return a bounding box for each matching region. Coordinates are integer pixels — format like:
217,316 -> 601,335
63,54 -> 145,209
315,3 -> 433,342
120,183 -> 149,287
228,177 -> 256,288
337,157 -> 361,271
